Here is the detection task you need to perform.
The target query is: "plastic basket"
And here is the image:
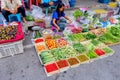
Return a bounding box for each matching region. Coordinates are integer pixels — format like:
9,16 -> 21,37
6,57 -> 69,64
0,40 -> 23,58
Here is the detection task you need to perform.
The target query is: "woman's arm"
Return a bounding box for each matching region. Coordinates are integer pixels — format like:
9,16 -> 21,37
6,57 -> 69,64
64,16 -> 72,23
53,18 -> 60,31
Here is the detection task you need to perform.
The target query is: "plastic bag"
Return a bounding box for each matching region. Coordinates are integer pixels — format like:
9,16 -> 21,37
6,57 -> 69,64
31,5 -> 45,19
69,21 -> 79,28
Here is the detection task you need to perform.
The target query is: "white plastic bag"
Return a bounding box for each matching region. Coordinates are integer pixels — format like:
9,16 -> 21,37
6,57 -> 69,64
31,5 -> 45,19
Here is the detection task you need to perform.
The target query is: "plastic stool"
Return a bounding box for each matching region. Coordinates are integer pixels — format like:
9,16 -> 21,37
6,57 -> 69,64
8,13 -> 22,22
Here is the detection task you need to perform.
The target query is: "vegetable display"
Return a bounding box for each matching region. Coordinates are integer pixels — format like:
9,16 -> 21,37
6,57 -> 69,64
62,46 -> 77,58
109,27 -> 120,38
68,33 -> 85,42
46,39 -> 58,50
77,54 -> 89,62
86,51 -> 98,59
99,33 -> 119,43
83,33 -> 97,40
51,48 -> 66,60
68,58 -> 79,66
94,49 -> 106,56
73,43 -> 86,53
45,63 -> 58,73
0,25 -> 18,40
34,38 -> 44,43
73,10 -> 83,18
91,40 -> 100,46
102,47 -> 114,54
40,51 -> 55,64
57,38 -> 68,47
56,60 -> 69,68
84,42 -> 95,50
34,31 -> 42,39
35,43 -> 47,53
25,15 -> 34,21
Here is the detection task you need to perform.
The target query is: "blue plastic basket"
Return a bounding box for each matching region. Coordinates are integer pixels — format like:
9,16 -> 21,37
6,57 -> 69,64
98,0 -> 110,4
8,13 -> 22,22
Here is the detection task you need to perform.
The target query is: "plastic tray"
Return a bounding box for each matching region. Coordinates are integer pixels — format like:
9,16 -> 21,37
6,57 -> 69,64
0,22 -> 24,44
67,57 -> 80,68
44,62 -> 59,77
77,54 -> 90,64
56,60 -> 70,72
35,42 -> 48,54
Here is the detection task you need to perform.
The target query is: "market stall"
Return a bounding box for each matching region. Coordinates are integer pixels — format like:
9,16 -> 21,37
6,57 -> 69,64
30,5 -> 120,76
0,22 -> 24,58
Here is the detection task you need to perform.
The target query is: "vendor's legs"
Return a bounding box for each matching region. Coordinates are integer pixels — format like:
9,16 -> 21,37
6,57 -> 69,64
1,10 -> 11,22
18,6 -> 26,22
58,18 -> 67,31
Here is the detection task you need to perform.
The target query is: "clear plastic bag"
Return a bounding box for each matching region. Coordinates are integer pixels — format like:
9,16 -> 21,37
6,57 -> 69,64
31,5 -> 45,19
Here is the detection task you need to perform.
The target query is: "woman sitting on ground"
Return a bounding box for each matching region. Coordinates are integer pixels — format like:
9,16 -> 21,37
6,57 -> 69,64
1,0 -> 27,22
51,3 -> 72,32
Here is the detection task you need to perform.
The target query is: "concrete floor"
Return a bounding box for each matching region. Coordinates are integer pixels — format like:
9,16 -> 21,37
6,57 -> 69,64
1,0 -> 120,80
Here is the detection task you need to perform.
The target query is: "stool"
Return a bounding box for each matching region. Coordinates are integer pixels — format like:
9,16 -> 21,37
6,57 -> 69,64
8,13 -> 22,22
29,0 -> 39,10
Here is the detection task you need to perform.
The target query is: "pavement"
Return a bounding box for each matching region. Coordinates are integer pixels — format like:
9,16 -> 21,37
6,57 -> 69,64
0,0 -> 120,80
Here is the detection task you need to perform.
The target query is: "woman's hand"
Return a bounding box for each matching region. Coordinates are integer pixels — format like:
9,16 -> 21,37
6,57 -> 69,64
10,10 -> 16,14
56,27 -> 60,32
68,19 -> 72,24
64,16 -> 72,23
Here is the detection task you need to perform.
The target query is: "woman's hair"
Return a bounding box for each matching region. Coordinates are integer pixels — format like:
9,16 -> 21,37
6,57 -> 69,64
56,3 -> 65,17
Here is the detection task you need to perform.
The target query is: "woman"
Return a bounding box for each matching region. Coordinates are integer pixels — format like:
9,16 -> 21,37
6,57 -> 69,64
51,3 -> 72,32
1,0 -> 26,22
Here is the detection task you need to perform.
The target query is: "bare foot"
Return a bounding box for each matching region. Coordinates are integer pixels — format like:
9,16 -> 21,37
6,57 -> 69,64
23,17 -> 27,23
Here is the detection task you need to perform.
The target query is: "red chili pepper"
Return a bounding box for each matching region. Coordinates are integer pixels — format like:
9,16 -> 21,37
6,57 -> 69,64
95,49 -> 105,56
34,38 -> 44,43
45,63 -> 58,73
57,60 -> 69,68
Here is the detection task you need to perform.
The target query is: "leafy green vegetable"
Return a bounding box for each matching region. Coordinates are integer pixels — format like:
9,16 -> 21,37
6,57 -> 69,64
109,27 -> 120,38
40,51 -> 55,64
25,15 -> 34,21
102,33 -> 119,43
83,33 -> 97,40
68,33 -> 85,42
102,47 -> 113,54
86,51 -> 98,59
73,10 -> 83,18
85,43 -> 95,50
91,40 -> 100,46
51,49 -> 65,60
73,43 -> 86,53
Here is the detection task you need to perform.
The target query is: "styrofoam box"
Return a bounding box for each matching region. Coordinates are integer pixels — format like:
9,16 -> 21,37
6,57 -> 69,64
0,40 -> 23,58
